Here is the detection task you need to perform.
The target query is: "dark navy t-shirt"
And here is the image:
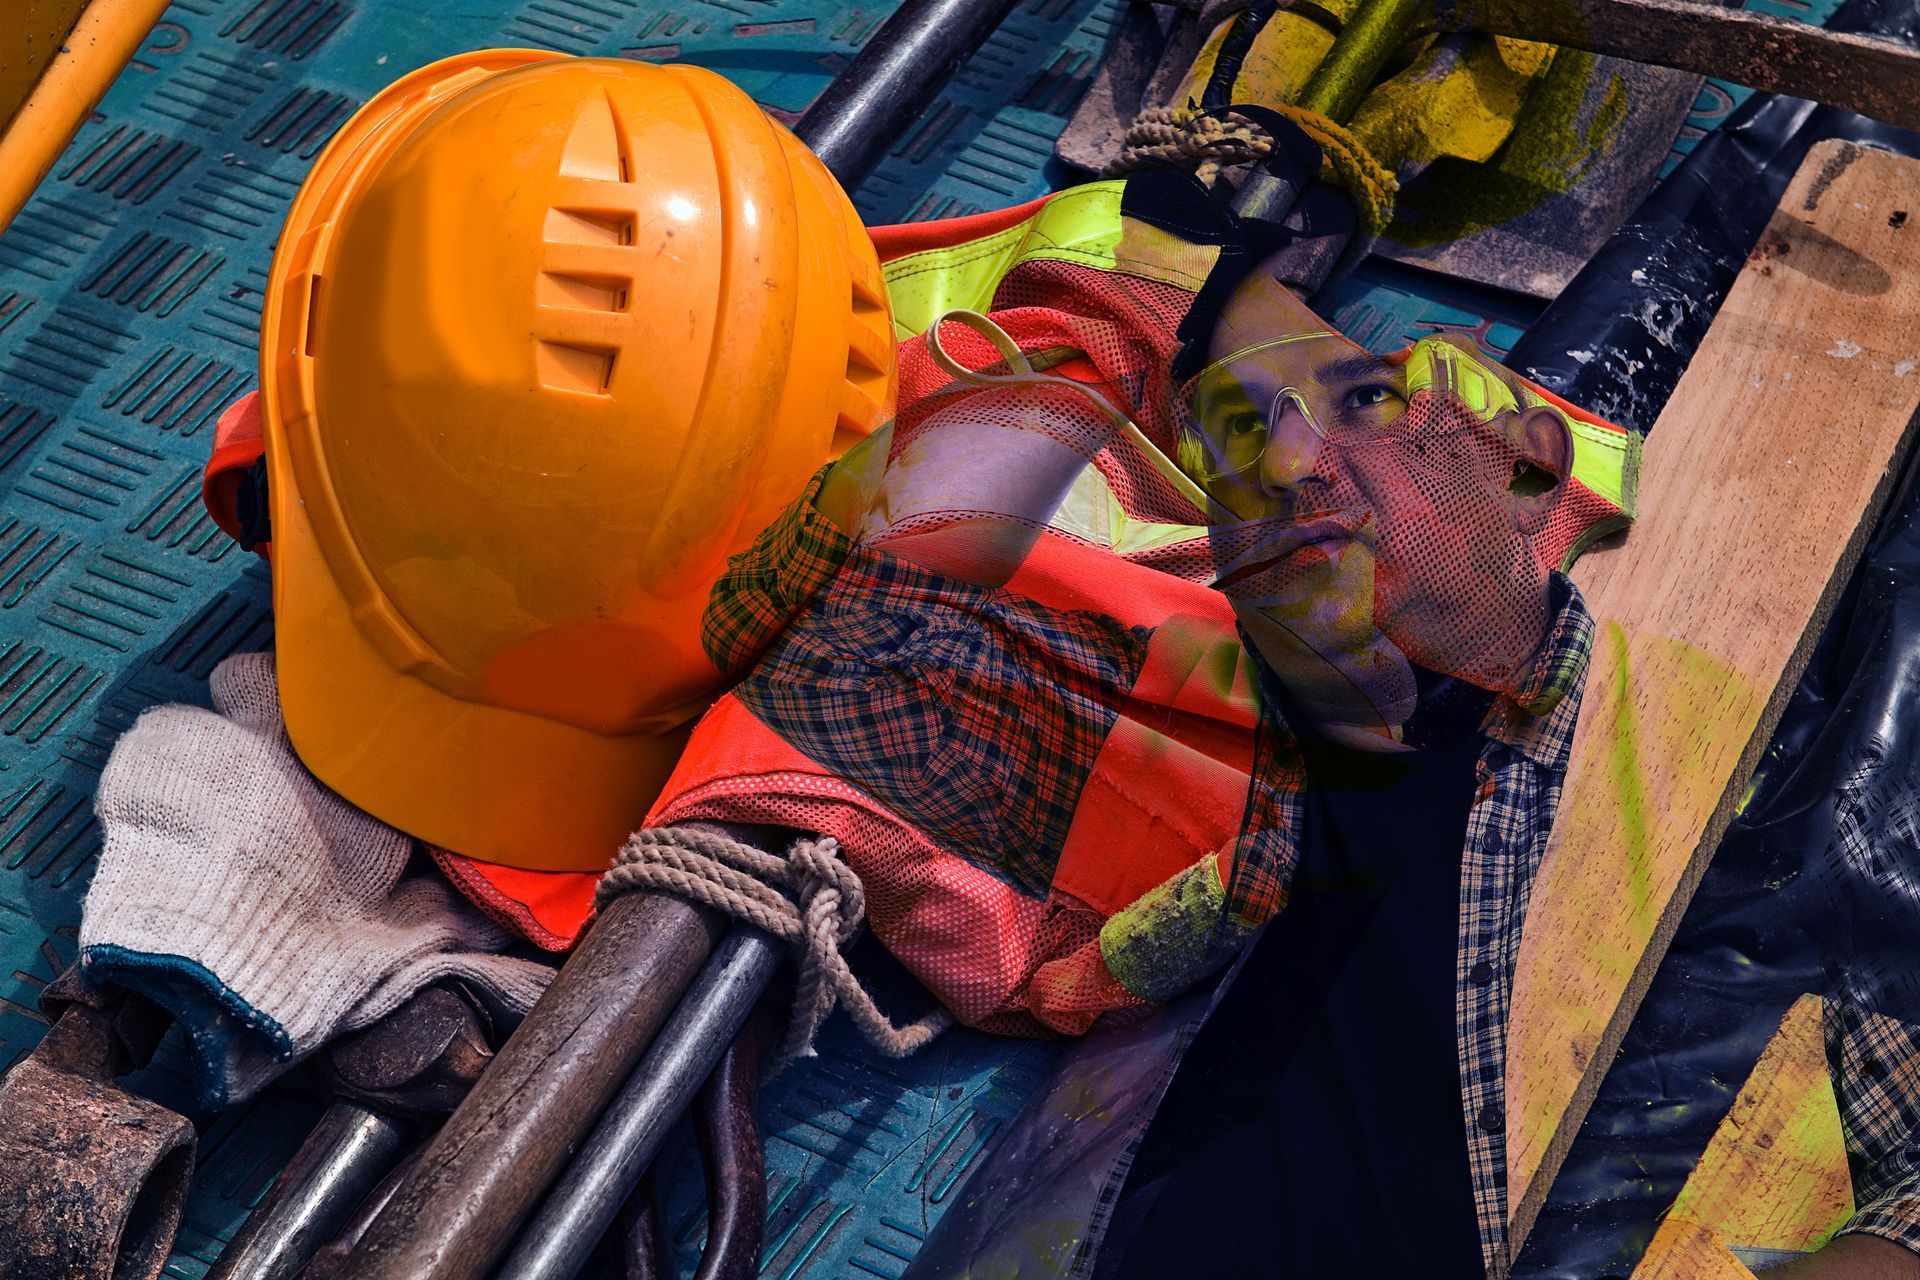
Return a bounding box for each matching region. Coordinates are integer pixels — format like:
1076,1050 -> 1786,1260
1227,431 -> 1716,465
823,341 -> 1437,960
1105,728 -> 1488,1279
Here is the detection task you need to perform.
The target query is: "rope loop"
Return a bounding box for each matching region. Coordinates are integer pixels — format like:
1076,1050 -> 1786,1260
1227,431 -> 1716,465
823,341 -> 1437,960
602,827 -> 951,1065
1107,103 -> 1397,238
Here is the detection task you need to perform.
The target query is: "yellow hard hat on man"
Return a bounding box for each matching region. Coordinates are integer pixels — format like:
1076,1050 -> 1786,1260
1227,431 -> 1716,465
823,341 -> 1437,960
257,50 -> 894,872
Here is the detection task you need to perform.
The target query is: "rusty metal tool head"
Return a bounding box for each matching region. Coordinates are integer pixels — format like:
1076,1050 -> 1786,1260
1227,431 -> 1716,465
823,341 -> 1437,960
204,983 -> 498,1280
319,983 -> 495,1116
0,986 -> 194,1280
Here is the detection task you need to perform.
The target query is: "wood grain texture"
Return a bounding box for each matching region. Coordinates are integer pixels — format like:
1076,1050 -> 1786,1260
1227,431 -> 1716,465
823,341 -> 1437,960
1632,1221 -> 1759,1280
1631,994 -> 1854,1278
1506,139 -> 1920,1259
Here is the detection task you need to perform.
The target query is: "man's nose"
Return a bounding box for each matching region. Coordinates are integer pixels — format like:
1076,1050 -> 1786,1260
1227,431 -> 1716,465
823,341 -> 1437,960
1256,392 -> 1323,496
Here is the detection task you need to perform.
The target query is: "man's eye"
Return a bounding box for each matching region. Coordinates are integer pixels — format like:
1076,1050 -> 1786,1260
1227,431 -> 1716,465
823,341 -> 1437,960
1348,383 -> 1399,409
1225,412 -> 1265,438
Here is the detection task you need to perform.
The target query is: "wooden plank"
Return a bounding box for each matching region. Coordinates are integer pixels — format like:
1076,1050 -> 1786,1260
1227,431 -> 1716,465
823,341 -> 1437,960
1435,0 -> 1920,132
1633,1224 -> 1758,1280
1505,139 -> 1920,1259
1631,995 -> 1853,1279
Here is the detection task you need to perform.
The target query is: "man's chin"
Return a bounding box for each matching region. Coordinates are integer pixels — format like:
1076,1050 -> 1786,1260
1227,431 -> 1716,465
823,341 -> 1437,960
1377,606 -> 1547,695
1234,604 -> 1419,742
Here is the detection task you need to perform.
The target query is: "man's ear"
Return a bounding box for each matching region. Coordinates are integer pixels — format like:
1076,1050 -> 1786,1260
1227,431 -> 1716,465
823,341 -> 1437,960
1507,405 -> 1574,530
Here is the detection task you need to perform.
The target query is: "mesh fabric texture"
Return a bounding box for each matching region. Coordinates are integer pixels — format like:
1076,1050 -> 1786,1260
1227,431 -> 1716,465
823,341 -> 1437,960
652,250 -> 1630,1034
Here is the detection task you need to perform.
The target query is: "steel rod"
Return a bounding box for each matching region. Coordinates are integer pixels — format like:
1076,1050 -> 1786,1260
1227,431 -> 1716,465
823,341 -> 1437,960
494,928 -> 784,1280
206,1101 -> 410,1280
793,0 -> 1026,188
1297,0 -> 1426,123
338,891 -> 727,1280
688,998 -> 777,1280
298,1144 -> 426,1279
615,1172 -> 669,1280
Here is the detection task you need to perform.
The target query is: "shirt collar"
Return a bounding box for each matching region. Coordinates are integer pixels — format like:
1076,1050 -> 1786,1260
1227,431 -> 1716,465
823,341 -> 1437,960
1483,572 -> 1592,772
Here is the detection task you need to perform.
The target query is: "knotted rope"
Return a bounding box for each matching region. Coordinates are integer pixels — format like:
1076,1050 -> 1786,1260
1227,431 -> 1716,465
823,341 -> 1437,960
1107,103 -> 1397,239
601,826 -> 951,1065
1108,104 -> 1273,183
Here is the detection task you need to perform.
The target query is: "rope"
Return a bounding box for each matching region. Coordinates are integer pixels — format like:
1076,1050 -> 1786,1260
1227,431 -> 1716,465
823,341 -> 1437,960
1107,104 -> 1272,185
1107,103 -> 1397,239
601,826 -> 952,1065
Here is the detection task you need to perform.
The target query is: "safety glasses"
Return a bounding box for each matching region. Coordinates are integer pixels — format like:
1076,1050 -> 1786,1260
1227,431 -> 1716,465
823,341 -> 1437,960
1177,338 -> 1527,483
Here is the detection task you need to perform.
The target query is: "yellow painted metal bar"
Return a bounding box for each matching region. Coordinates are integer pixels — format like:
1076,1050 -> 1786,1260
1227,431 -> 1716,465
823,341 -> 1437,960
0,0 -> 172,239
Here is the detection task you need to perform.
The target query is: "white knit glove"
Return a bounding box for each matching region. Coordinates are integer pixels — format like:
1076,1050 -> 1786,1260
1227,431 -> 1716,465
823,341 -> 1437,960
83,651 -> 554,1107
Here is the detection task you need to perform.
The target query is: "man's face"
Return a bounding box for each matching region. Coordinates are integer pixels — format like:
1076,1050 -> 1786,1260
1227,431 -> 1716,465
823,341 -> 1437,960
1185,273 -> 1571,721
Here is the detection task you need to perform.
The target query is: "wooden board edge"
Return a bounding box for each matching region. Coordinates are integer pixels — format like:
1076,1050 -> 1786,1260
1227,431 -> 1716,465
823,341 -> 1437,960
1508,357 -> 1920,1257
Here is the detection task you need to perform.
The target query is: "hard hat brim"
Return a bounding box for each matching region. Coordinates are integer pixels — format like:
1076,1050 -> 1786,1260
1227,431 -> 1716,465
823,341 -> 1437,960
271,482 -> 688,871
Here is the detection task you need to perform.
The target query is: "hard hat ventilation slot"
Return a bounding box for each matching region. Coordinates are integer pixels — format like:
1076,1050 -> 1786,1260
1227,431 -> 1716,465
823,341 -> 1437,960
843,277 -> 891,387
544,207 -> 635,247
560,92 -> 625,183
835,266 -> 892,434
537,271 -> 628,313
536,339 -> 618,395
850,269 -> 887,317
303,272 -> 323,357
606,87 -> 634,185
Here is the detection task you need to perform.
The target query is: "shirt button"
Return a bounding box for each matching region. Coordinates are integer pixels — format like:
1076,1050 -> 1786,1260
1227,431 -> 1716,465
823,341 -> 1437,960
1477,1104 -> 1506,1135
1469,960 -> 1495,986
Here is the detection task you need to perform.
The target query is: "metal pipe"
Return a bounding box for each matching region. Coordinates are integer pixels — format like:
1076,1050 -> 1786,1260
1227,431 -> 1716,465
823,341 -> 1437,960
794,0 -> 1026,188
206,1101 -> 410,1280
1295,0 -> 1425,124
298,1145 -> 426,1279
0,1049 -> 195,1280
338,891 -> 727,1280
494,928 -> 784,1280
615,1173 -> 670,1280
689,998 -> 777,1280
1435,0 -> 1920,133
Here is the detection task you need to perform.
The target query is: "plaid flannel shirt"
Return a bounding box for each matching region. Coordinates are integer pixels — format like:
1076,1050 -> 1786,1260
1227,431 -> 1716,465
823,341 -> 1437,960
1445,572 -> 1592,1275
701,486 -> 1920,1270
692,484 -> 1920,1280
1822,938 -> 1920,1253
1319,577 -> 1920,1276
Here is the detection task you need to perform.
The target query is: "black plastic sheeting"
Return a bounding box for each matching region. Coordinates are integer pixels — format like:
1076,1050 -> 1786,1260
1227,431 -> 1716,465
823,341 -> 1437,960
1515,3 -> 1920,1273
1506,0 -> 1920,435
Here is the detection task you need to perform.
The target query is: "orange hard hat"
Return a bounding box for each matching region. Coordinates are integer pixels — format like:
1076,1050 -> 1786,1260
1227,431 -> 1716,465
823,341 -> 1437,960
258,50 -> 894,871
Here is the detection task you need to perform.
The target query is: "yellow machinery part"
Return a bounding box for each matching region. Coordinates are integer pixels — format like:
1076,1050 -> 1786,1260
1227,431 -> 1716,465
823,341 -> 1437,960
0,0 -> 91,131
0,0 -> 172,239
